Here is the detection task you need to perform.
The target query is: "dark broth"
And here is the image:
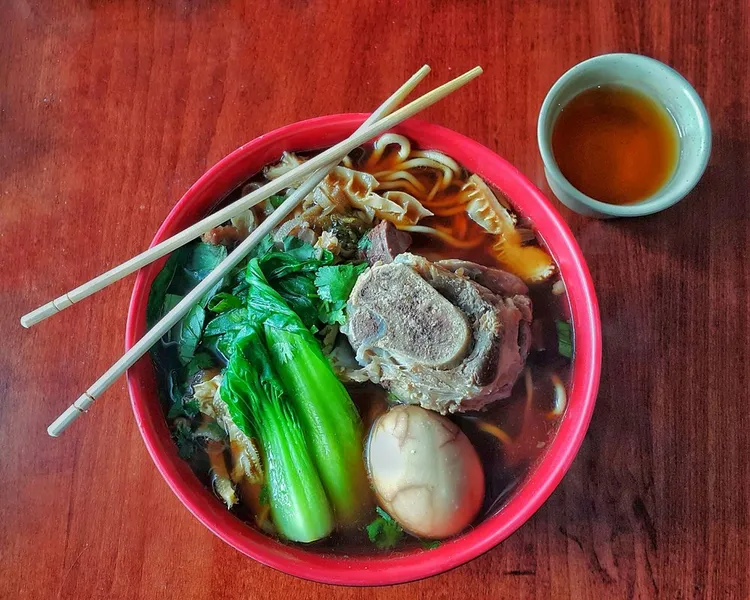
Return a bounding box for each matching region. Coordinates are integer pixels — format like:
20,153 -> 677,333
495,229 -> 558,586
154,143 -> 572,556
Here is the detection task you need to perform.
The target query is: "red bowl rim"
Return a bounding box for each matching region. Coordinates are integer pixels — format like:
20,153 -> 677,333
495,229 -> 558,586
126,114 -> 601,586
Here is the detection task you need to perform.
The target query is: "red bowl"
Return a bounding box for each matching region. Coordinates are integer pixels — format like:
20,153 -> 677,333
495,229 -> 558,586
126,114 -> 601,585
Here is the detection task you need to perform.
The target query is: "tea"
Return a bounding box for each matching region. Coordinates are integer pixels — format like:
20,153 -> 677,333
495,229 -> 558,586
551,85 -> 679,205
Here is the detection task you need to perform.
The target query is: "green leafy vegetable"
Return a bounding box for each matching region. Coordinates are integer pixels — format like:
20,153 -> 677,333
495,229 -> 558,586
248,234 -> 338,330
207,292 -> 243,313
269,194 -> 286,209
168,243 -> 227,297
204,308 -> 246,337
161,294 -> 182,340
323,214 -> 369,255
420,539 -> 441,550
147,249 -> 186,328
357,234 -> 372,253
315,263 -> 367,325
259,236 -> 333,280
250,234 -> 276,260
203,307 -> 248,359
244,259 -> 372,525
366,507 -> 404,550
182,352 -> 215,381
174,304 -> 206,365
220,326 -> 333,542
148,236 -> 373,536
166,367 -> 193,406
258,483 -> 270,507
167,398 -> 200,420
173,420 -> 200,459
199,335 -> 223,362
272,275 -> 321,331
555,319 -> 573,358
147,242 -> 232,419
184,243 -> 227,280
186,242 -> 228,274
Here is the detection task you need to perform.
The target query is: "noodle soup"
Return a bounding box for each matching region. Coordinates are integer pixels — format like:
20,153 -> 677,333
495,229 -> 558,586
147,134 -> 572,554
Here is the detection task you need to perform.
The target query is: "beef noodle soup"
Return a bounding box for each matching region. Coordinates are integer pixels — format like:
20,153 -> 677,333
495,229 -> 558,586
147,134 -> 572,554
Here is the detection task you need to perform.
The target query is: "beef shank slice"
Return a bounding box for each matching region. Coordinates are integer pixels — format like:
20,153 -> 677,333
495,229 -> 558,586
345,253 -> 533,413
347,262 -> 471,369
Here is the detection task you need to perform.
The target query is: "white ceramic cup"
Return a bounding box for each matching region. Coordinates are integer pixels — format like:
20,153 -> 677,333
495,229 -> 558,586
537,53 -> 711,218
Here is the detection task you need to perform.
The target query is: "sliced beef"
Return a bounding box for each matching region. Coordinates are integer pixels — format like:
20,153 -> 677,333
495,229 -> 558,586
201,225 -> 244,247
201,210 -> 255,247
363,220 -> 412,265
345,253 -> 533,413
437,259 -> 529,297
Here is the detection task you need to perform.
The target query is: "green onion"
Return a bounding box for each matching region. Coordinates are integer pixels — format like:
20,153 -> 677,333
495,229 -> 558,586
366,507 -> 404,549
555,319 -> 573,358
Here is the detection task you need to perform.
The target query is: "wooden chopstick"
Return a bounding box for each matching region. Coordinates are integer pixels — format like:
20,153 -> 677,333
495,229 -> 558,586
21,66 -> 482,329
47,65 -> 482,437
48,65 -> 483,437
46,66 -> 430,437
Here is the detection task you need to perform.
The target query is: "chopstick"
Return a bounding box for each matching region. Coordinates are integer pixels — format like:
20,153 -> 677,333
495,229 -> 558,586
21,65 -> 482,329
46,66 -> 429,437
48,65 -> 483,437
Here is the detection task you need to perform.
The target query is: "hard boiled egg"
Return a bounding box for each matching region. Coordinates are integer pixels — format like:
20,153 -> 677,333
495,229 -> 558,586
366,404 -> 485,539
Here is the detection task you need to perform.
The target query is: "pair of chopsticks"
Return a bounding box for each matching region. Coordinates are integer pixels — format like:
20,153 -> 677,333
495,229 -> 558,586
28,64 -> 483,437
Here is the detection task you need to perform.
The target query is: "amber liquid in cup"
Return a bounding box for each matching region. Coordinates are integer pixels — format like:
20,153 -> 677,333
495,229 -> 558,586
551,85 -> 679,205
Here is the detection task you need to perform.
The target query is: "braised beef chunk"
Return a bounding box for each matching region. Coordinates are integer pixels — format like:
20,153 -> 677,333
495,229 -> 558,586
201,225 -> 244,247
345,253 -> 532,413
437,259 -> 529,296
364,220 -> 412,265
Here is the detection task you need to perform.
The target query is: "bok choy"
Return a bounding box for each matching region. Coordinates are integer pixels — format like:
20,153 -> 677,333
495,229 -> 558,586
220,326 -> 333,542
244,259 -> 373,526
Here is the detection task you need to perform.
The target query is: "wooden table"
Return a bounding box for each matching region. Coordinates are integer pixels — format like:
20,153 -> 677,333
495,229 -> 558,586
2,1 -> 748,598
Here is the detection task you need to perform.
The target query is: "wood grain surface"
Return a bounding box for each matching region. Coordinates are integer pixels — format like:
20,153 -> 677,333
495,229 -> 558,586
1,1 -> 749,598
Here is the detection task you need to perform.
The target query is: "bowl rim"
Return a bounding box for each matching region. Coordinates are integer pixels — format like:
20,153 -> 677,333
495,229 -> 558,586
537,52 -> 712,217
126,114 -> 601,586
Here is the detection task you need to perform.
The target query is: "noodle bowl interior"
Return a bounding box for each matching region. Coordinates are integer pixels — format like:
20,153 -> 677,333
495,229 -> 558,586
147,134 -> 572,553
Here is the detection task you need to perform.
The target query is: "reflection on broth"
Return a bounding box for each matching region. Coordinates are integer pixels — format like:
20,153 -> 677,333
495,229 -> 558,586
147,134 -> 572,554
